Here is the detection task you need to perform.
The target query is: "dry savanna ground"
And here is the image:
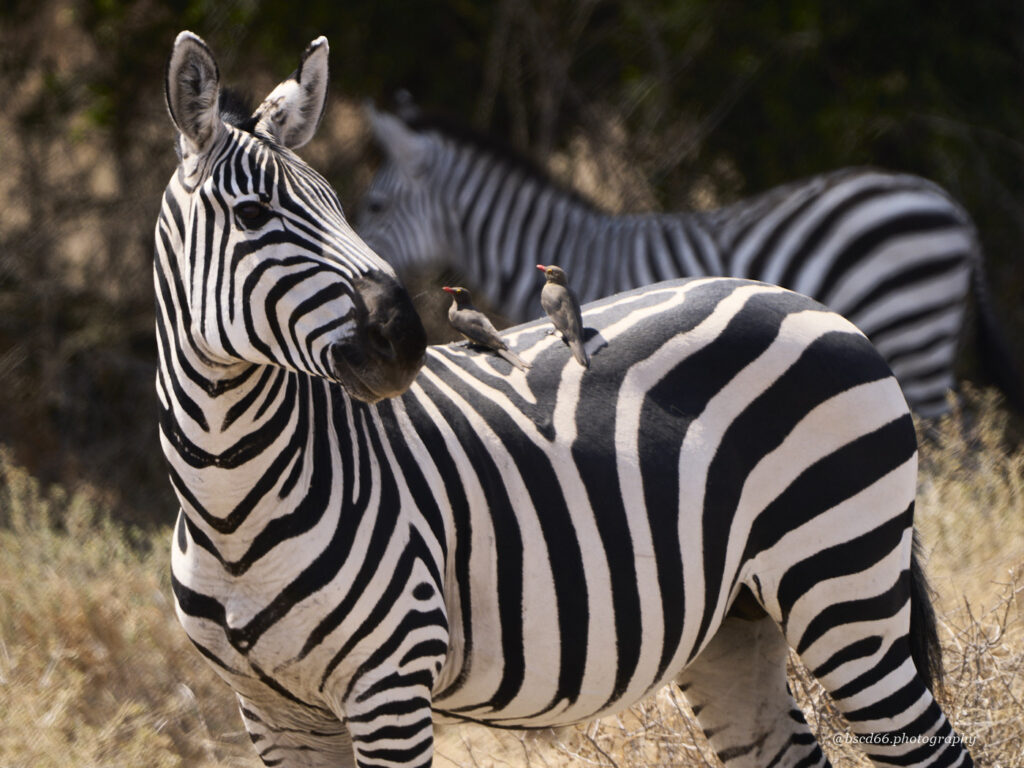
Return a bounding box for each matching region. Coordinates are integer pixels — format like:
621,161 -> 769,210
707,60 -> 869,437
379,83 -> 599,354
1,388 -> 1021,768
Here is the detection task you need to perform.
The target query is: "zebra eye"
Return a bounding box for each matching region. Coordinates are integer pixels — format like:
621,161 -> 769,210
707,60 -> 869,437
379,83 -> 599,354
233,200 -> 273,230
364,197 -> 387,216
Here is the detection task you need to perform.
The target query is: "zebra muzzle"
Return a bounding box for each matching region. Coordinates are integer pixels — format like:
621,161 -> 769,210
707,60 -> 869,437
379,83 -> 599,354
328,271 -> 427,402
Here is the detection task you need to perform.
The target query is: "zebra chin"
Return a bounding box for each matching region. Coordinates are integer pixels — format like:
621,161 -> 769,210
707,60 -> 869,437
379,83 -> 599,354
325,271 -> 427,402
327,342 -> 421,402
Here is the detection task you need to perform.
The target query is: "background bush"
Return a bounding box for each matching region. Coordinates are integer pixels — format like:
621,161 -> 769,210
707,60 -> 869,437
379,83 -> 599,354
1,0 -> 1021,525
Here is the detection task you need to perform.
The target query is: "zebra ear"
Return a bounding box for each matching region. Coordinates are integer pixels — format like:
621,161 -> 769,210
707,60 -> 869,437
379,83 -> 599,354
253,36 -> 330,150
165,31 -> 224,156
367,105 -> 431,176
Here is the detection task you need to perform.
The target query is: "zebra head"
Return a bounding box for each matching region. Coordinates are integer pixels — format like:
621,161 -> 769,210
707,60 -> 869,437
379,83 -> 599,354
357,106 -> 453,272
160,32 -> 426,403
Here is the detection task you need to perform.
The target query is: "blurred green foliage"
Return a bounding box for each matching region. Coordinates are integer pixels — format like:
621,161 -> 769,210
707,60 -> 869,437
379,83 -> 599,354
1,0 -> 1022,526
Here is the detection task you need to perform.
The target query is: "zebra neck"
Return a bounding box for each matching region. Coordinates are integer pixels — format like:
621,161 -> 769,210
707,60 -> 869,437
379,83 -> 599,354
453,170 -> 612,316
158,361 -> 365,534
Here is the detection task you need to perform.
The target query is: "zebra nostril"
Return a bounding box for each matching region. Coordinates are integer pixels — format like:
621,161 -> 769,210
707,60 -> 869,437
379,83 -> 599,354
330,340 -> 366,368
351,270 -> 427,377
366,326 -> 395,362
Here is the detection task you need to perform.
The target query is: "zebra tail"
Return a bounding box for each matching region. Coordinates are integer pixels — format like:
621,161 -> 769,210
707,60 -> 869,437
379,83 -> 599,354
569,338 -> 590,368
498,347 -> 531,371
970,247 -> 1024,413
909,530 -> 944,694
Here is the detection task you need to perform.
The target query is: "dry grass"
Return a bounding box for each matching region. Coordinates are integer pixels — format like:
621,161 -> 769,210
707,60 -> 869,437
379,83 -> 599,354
0,450 -> 252,768
1,388 -> 1021,767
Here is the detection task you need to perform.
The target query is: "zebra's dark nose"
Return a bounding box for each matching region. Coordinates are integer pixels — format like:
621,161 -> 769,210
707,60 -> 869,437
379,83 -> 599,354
329,271 -> 427,402
356,270 -> 427,367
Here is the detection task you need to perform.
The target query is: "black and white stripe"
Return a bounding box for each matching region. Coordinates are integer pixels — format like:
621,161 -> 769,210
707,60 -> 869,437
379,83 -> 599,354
358,109 -> 1016,417
158,33 -> 974,768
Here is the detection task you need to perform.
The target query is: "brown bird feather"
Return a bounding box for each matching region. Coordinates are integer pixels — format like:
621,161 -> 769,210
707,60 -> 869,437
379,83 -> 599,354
538,264 -> 589,367
443,286 -> 530,371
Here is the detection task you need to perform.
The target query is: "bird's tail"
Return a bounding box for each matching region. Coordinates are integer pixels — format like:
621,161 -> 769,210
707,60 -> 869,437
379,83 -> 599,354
569,337 -> 590,368
498,348 -> 531,371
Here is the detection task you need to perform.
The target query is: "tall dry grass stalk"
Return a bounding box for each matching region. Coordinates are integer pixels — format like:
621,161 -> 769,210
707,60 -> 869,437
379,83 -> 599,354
1,388 -> 1020,766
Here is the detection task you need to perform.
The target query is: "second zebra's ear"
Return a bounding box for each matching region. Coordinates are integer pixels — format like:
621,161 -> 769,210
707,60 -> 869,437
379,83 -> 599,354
165,31 -> 225,157
253,36 -> 330,149
366,104 -> 432,176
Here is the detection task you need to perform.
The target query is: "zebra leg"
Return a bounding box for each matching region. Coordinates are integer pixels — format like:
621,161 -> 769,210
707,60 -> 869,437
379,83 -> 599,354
341,687 -> 435,768
677,608 -> 830,768
237,696 -> 356,767
776,542 -> 974,767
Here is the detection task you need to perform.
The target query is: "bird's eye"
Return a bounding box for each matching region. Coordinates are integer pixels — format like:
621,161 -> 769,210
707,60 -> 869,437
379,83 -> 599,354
233,200 -> 273,230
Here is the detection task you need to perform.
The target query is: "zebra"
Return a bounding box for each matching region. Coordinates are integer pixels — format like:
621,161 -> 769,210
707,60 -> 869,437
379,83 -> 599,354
159,31 -> 974,768
357,106 -> 1021,418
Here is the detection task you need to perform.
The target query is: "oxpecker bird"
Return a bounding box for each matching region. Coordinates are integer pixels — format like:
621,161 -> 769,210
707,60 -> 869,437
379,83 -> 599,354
443,286 -> 530,370
538,264 -> 589,367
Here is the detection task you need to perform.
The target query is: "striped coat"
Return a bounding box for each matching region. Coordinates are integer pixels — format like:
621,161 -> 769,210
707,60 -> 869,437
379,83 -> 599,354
159,32 -> 974,768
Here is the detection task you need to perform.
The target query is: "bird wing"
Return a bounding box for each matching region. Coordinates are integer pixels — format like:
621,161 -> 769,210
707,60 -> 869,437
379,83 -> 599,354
543,285 -> 584,337
453,308 -> 507,350
568,288 -> 585,334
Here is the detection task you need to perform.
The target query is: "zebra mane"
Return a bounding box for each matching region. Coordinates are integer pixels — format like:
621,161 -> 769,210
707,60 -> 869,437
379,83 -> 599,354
399,110 -> 600,213
219,88 -> 258,133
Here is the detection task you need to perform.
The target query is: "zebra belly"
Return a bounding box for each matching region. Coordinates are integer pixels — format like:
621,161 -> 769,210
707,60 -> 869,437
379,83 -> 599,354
430,549 -> 699,730
431,636 -> 690,729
